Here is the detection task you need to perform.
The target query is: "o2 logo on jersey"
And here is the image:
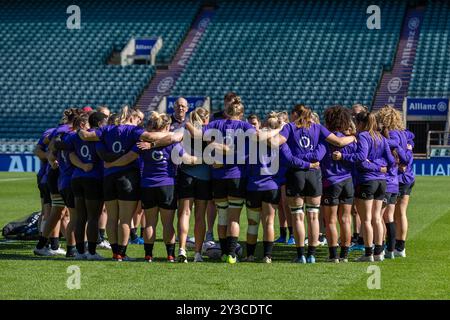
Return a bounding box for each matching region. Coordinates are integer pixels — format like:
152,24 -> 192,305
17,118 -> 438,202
151,151 -> 164,161
112,141 -> 123,153
80,145 -> 92,160
298,136 -> 313,150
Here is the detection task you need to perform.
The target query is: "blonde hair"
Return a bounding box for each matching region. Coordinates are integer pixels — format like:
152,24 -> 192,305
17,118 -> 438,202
224,96 -> 244,118
147,111 -> 171,131
265,111 -> 282,129
277,111 -> 289,124
377,105 -> 405,131
117,105 -> 142,125
292,104 -> 313,129
312,112 -> 320,124
190,107 -> 210,127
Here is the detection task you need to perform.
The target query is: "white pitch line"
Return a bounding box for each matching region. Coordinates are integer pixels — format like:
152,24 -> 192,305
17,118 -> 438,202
0,177 -> 34,182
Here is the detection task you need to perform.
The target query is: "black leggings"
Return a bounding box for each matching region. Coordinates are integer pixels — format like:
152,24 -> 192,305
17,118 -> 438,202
74,197 -> 103,254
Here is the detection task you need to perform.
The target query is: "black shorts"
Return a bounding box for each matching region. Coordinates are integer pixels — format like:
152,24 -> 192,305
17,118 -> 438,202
60,187 -> 75,208
46,168 -> 60,195
285,169 -> 322,197
383,192 -> 398,205
177,171 -> 212,201
246,189 -> 280,208
71,177 -> 103,201
212,178 -> 247,199
398,182 -> 415,197
38,182 -> 51,205
355,180 -> 386,201
322,178 -> 354,206
103,168 -> 140,201
141,185 -> 177,210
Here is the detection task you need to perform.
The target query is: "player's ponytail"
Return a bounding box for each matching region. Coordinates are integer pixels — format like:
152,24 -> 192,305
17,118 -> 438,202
118,105 -> 142,125
265,111 -> 282,129
189,107 -> 210,128
292,104 -> 312,129
73,112 -> 89,130
355,111 -> 382,146
147,111 -> 172,131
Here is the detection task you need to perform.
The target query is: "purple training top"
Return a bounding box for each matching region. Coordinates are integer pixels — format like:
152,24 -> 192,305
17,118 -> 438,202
204,119 -> 256,180
132,142 -> 184,188
57,130 -> 75,191
279,122 -> 331,170
65,130 -> 103,180
95,124 -> 144,176
342,131 -> 395,184
36,127 -> 56,184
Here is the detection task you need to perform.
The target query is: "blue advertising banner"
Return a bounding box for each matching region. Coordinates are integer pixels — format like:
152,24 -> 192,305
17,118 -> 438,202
0,154 -> 40,172
412,158 -> 450,176
135,38 -> 157,56
406,98 -> 449,117
1,154 -> 450,176
166,97 -> 206,115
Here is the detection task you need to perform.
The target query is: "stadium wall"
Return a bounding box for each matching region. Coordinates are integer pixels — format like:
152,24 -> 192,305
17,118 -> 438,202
2,153 -> 450,176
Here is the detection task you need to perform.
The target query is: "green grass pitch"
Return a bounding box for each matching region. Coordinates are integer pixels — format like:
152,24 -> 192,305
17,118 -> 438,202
0,172 -> 449,299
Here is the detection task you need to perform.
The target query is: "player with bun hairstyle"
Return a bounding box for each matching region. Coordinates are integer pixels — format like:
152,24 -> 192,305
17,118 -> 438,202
273,111 -> 295,245
244,112 -> 320,263
376,106 -> 410,258
177,107 -> 212,262
333,111 -> 395,262
105,112 -> 197,262
277,104 -> 356,263
65,112 -> 107,260
34,108 -> 80,257
321,106 -> 372,262
77,106 -> 182,261
185,96 -> 257,264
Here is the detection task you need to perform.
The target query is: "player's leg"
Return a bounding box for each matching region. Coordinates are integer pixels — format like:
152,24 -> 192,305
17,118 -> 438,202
143,207 -> 158,262
245,191 -> 261,262
206,200 -> 217,242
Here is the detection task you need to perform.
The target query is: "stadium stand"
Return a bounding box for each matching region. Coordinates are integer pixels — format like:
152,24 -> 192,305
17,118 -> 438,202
0,0 -> 200,140
409,0 -> 450,98
172,0 -> 406,117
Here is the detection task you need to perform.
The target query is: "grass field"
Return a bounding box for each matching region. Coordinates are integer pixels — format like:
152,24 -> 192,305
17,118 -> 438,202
0,172 -> 449,300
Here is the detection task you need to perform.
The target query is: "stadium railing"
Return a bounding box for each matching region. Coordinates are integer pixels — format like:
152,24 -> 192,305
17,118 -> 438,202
427,131 -> 450,158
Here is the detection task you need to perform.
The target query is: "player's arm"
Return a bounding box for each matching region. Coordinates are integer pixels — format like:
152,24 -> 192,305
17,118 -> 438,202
104,151 -> 139,168
69,152 -> 92,172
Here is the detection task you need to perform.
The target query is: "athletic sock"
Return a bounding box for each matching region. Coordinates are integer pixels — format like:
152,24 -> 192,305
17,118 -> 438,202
130,228 -> 138,241
111,243 -> 118,255
36,236 -> 48,249
374,244 -> 384,256
98,229 -> 106,242
140,227 -> 144,238
49,237 -> 59,250
166,243 -> 175,257
88,242 -> 97,255
357,236 -> 364,245
279,227 -> 287,239
365,246 -> 373,256
117,245 -> 127,257
227,236 -> 238,258
219,238 -> 227,255
385,222 -> 396,252
144,243 -> 154,257
66,245 -> 75,255
263,241 -> 273,258
296,246 -> 305,258
328,246 -> 338,259
340,246 -> 349,259
395,239 -> 405,251
353,232 -> 359,241
307,245 -> 316,257
288,226 -> 293,237
76,242 -> 85,254
246,243 -> 257,256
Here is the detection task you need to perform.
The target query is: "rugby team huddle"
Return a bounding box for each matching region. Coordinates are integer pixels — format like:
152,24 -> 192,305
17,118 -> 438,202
33,92 -> 415,264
